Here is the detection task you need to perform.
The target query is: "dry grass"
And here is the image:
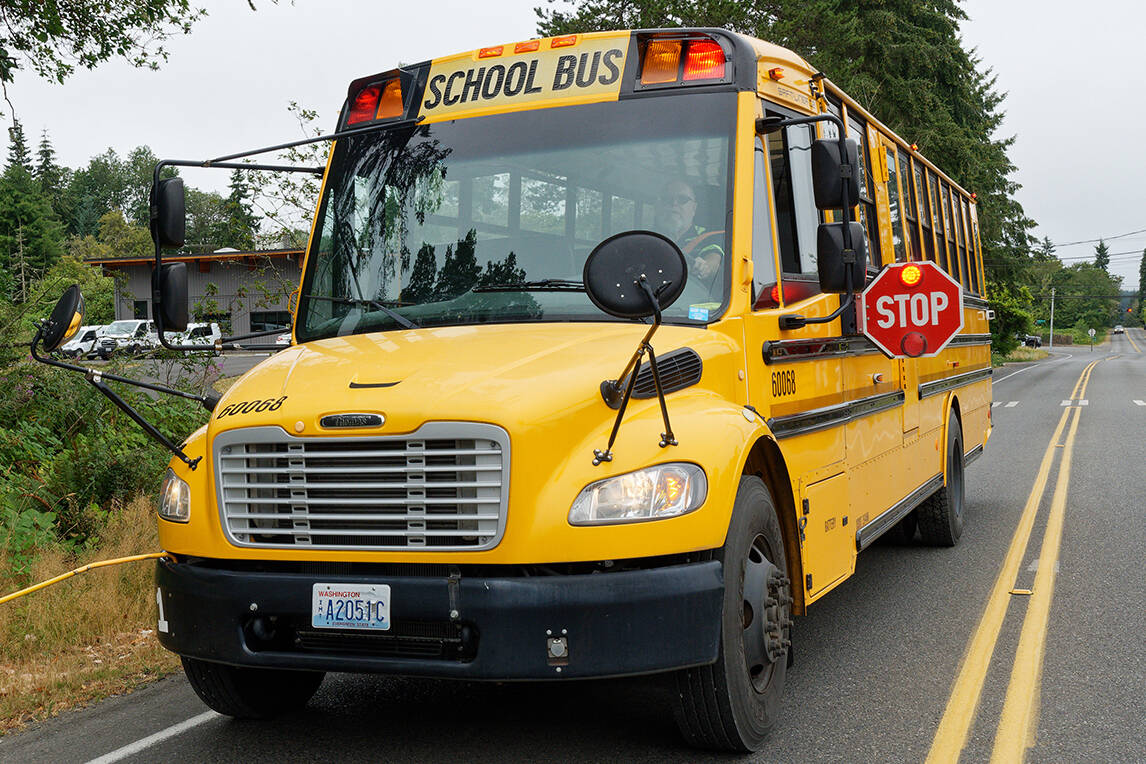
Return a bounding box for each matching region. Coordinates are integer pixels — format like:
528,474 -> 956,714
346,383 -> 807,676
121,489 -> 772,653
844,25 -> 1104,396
1001,346 -> 1048,362
0,495 -> 180,733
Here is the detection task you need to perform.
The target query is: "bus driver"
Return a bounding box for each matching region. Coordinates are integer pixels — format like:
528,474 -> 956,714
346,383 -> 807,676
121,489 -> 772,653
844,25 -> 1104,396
654,178 -> 725,295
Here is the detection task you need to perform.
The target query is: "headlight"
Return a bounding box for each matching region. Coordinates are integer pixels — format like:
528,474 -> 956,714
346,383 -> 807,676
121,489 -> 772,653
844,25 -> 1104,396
159,468 -> 191,523
569,463 -> 707,526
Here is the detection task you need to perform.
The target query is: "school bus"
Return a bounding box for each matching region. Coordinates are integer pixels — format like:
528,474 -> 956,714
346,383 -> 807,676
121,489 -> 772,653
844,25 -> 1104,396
35,27 -> 992,752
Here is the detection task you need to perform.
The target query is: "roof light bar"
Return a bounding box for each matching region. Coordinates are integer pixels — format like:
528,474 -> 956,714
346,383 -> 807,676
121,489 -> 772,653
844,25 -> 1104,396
639,35 -> 727,87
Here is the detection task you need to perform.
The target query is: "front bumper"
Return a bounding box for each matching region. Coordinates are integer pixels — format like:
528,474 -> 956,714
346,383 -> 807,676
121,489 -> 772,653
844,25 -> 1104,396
156,557 -> 723,680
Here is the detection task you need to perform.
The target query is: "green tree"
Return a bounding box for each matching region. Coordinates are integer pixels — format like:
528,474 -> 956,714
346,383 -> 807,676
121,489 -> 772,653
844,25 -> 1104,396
0,128 -> 63,299
94,209 -> 152,259
1094,238 -> 1109,272
1137,248 -> 1146,317
221,169 -> 260,251
65,149 -> 128,236
0,2 -> 206,98
5,118 -> 31,171
34,128 -> 71,223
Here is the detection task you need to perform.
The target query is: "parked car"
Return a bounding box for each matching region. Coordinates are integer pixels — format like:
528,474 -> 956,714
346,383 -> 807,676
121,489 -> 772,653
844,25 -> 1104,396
58,325 -> 103,358
1113,325 -> 1124,334
275,330 -> 292,347
97,319 -> 158,357
1023,334 -> 1042,348
177,322 -> 222,349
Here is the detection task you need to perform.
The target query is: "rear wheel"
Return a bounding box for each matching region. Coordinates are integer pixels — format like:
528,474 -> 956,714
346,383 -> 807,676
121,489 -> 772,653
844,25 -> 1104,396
918,411 -> 965,546
181,656 -> 325,719
672,475 -> 792,752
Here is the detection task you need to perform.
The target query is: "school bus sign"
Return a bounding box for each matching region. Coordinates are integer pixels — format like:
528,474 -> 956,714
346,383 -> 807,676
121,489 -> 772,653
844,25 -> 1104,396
859,261 -> 964,358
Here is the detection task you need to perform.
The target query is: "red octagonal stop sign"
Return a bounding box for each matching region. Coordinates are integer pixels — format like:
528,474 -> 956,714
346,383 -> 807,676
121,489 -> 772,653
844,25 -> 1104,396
858,262 -> 963,358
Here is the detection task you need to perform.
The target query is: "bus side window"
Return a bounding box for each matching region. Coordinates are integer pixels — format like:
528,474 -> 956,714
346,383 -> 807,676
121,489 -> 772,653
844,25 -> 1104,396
885,144 -> 907,262
763,124 -> 819,276
845,112 -> 881,267
896,148 -> 918,261
913,159 -> 934,263
751,136 -> 779,306
927,171 -> 945,271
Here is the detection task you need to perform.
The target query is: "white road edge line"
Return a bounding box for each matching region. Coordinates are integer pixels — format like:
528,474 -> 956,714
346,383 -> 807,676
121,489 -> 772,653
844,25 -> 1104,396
1004,401 -> 1019,408
1134,400 -> 1145,407
84,711 -> 219,764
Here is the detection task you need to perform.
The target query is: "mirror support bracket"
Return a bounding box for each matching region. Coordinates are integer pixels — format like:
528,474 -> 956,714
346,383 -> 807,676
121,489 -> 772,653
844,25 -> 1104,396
593,277 -> 678,466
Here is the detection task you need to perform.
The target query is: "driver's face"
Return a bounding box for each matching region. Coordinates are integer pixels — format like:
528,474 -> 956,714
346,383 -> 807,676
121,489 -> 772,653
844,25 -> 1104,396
656,182 -> 697,240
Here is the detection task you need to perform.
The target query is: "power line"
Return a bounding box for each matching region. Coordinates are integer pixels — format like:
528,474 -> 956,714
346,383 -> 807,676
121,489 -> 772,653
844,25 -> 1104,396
1050,227 -> 1146,248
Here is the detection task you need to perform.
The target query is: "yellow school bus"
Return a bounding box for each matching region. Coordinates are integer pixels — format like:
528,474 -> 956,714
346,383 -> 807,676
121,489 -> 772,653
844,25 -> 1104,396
133,28 -> 991,752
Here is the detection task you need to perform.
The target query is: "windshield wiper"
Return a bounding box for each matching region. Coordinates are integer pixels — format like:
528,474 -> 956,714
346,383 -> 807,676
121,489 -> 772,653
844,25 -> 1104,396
304,294 -> 419,329
472,279 -> 585,293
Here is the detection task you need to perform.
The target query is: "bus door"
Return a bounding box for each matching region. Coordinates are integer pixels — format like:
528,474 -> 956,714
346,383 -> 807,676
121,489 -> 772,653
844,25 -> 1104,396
746,119 -> 855,601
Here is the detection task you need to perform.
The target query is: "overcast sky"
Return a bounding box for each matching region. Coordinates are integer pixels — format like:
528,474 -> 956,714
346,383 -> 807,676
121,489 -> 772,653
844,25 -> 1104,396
6,0 -> 1144,289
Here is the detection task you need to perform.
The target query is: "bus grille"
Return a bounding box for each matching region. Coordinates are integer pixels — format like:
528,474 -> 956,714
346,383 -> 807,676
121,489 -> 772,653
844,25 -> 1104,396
213,424 -> 509,551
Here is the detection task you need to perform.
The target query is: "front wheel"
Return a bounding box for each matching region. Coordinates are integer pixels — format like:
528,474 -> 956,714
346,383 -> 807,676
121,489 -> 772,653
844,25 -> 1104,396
672,475 -> 792,752
918,411 -> 965,546
181,656 -> 325,719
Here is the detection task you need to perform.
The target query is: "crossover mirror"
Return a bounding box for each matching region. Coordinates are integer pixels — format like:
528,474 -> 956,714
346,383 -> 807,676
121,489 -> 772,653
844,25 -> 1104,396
583,231 -> 688,319
41,285 -> 86,352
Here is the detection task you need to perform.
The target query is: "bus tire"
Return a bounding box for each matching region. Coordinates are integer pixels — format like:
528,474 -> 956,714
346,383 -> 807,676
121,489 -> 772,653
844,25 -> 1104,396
181,656 -> 325,719
672,475 -> 791,752
918,411 -> 965,546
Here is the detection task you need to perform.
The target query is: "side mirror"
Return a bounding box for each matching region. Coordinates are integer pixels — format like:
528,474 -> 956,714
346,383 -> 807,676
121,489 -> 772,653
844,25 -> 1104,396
150,177 -> 186,249
817,222 -> 868,293
42,285 -> 86,352
811,138 -> 860,210
153,262 -> 189,332
583,231 -> 687,319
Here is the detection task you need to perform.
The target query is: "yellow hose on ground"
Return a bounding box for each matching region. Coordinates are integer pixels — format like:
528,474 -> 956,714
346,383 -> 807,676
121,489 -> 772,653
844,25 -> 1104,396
0,552 -> 168,606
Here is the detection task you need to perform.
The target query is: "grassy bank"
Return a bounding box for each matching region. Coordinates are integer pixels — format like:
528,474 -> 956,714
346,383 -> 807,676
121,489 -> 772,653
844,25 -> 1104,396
0,495 -> 179,733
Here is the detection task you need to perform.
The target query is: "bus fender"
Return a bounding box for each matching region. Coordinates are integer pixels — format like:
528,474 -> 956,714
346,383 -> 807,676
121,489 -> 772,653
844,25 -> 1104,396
737,424 -> 806,616
939,392 -> 962,481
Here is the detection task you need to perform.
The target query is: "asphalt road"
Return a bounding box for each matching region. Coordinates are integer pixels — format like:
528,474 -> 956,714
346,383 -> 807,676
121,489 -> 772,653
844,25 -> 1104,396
3,331 -> 1145,763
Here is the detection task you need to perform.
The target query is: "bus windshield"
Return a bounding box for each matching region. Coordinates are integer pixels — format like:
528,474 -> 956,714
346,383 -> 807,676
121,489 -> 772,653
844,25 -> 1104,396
297,91 -> 735,341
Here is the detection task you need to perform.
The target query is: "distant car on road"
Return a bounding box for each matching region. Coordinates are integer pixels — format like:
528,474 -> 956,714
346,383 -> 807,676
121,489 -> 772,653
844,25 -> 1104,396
176,322 -> 223,349
1023,334 -> 1042,348
1113,325 -> 1124,334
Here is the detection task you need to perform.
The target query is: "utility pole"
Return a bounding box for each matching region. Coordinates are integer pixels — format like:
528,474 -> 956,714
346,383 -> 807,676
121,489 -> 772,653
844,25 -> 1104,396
1048,287 -> 1055,351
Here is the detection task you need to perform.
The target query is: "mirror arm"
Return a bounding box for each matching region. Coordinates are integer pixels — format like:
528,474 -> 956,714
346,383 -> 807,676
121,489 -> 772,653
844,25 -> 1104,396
87,374 -> 202,471
593,277 -> 678,464
29,328 -> 207,470
30,327 -> 219,411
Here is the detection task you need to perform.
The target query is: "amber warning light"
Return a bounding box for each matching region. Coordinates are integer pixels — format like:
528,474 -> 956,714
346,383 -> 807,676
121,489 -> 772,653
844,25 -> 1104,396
899,264 -> 923,287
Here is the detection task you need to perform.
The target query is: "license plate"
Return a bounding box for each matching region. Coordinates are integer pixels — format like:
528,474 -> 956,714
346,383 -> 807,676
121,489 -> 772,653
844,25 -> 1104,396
312,583 -> 390,630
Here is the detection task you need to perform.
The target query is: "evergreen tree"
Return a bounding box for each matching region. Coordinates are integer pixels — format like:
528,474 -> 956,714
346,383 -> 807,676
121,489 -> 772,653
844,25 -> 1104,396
403,242 -> 439,304
5,118 -> 31,172
35,128 -> 71,223
221,169 -> 260,250
1034,236 -> 1056,262
1094,239 -> 1110,271
0,167 -> 64,299
1137,248 -> 1146,314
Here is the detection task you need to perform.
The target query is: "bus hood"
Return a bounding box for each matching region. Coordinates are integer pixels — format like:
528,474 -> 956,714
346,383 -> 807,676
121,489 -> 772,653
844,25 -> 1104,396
212,322 -> 738,437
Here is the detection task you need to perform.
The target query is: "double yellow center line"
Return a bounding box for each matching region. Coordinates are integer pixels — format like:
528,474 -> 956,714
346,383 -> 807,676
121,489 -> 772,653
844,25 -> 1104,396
927,358 -> 1102,763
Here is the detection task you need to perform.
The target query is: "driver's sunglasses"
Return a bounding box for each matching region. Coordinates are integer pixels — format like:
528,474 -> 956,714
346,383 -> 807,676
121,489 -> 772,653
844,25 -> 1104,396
660,193 -> 695,206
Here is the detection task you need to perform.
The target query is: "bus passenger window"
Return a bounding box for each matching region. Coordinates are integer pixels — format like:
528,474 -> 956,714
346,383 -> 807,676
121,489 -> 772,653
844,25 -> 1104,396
897,149 -> 917,260
885,146 -> 906,262
928,172 -> 945,271
751,137 -> 778,307
846,115 -> 880,266
940,183 -> 958,282
956,199 -> 972,292
914,161 -> 934,263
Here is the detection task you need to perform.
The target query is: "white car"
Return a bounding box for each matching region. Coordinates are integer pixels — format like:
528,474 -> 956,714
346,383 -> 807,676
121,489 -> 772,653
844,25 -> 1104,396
178,322 -> 223,349
1113,325 -> 1124,334
59,325 -> 103,358
275,330 -> 292,347
97,319 -> 158,357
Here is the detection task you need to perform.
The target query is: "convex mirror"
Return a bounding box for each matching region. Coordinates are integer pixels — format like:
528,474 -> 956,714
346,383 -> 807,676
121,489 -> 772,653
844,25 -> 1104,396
583,231 -> 687,319
42,285 -> 86,352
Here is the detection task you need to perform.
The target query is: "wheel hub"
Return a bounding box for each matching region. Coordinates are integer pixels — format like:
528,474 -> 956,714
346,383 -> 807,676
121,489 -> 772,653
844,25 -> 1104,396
741,534 -> 793,692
